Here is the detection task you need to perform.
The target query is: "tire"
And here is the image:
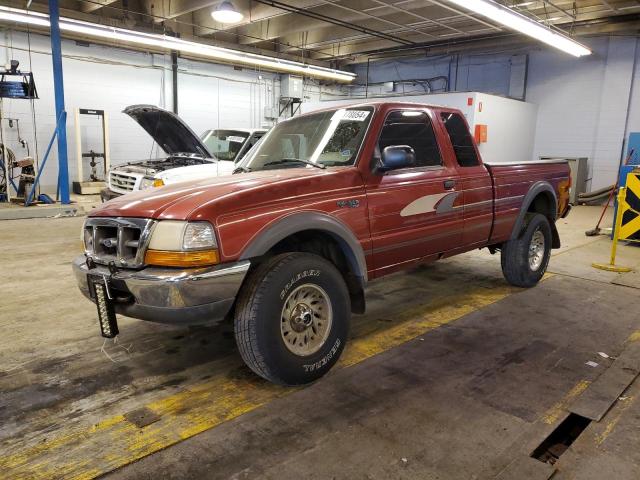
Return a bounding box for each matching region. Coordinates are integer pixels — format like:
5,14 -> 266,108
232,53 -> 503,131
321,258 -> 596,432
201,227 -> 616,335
234,252 -> 350,386
501,213 -> 552,288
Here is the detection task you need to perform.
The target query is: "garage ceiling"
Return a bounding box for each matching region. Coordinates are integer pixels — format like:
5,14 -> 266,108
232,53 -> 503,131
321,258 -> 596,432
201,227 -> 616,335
17,0 -> 640,66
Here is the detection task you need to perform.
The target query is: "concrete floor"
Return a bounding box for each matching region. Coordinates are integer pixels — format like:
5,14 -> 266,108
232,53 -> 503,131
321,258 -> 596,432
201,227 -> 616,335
1,206 -> 639,479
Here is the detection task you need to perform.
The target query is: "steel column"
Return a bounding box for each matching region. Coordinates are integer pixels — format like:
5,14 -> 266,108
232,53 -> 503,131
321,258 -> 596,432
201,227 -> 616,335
171,51 -> 178,115
48,0 -> 70,204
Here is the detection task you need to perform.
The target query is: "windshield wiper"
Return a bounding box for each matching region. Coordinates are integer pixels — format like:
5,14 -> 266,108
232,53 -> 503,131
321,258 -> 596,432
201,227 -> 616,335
263,158 -> 326,169
233,165 -> 251,174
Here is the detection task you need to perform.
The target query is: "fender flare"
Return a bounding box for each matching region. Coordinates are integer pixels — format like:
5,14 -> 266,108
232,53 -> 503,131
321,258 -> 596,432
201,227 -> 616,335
510,181 -> 560,247
239,211 -> 368,284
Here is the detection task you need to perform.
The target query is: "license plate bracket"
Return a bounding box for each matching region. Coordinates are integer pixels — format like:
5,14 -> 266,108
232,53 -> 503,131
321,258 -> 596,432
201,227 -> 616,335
87,274 -> 119,338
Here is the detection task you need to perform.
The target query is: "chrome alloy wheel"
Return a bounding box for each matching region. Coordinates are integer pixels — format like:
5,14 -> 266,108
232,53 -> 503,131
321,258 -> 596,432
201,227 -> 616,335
529,229 -> 546,271
280,283 -> 333,356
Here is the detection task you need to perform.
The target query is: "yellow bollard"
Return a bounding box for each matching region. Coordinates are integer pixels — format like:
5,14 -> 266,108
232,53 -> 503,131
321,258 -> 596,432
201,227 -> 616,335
592,187 -> 633,272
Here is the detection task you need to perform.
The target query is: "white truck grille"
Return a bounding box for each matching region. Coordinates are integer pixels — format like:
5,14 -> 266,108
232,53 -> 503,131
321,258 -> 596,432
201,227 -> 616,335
109,171 -> 137,192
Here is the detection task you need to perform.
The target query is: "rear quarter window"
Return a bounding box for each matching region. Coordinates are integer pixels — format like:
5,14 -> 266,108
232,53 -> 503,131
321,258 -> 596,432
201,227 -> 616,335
440,112 -> 480,167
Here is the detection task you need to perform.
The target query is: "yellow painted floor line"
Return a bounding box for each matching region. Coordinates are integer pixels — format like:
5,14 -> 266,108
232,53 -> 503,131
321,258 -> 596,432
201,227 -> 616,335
541,380 -> 591,425
1,281 -> 530,480
595,394 -> 636,445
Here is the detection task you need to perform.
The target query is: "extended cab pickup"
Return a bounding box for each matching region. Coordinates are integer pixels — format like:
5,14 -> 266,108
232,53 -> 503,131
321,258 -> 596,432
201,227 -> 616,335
73,102 -> 571,386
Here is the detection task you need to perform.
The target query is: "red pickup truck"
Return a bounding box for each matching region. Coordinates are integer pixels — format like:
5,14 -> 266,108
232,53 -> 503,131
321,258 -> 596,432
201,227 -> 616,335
73,102 -> 571,385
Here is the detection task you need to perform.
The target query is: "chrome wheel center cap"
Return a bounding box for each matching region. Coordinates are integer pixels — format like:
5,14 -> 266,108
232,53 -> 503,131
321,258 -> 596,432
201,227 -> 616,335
291,304 -> 313,331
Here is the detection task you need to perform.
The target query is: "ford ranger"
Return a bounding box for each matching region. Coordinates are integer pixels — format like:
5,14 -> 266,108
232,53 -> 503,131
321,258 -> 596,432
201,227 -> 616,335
102,104 -> 266,201
73,102 -> 571,386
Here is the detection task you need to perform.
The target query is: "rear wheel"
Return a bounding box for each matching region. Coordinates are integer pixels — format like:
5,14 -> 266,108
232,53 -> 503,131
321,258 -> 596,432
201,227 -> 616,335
501,213 -> 552,287
234,252 -> 350,385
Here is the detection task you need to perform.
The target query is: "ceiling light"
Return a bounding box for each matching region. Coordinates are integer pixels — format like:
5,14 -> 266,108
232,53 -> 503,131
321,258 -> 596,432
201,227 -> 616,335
211,1 -> 244,24
0,6 -> 356,82
444,0 -> 591,57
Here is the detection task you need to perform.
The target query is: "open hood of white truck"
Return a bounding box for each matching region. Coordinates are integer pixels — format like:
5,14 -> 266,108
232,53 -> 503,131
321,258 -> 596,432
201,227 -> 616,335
123,104 -> 213,158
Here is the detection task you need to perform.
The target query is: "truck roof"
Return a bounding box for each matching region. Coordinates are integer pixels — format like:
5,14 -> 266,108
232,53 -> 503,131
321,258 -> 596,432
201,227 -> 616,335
296,100 -> 464,116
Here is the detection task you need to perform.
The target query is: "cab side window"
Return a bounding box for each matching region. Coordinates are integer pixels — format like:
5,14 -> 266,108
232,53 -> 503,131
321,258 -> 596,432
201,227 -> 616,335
378,110 -> 442,168
248,133 -> 263,147
440,112 -> 480,167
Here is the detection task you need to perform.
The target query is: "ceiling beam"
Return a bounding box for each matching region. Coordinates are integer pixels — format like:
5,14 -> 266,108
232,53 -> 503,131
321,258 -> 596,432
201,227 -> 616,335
80,0 -> 118,14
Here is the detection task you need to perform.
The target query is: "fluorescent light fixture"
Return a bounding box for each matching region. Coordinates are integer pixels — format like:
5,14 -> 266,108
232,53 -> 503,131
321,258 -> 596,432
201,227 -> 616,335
211,1 -> 244,24
0,6 -> 356,82
444,0 -> 591,57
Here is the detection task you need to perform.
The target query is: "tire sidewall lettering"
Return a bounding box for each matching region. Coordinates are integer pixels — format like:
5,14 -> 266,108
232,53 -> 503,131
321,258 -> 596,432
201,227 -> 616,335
302,338 -> 341,373
279,269 -> 321,300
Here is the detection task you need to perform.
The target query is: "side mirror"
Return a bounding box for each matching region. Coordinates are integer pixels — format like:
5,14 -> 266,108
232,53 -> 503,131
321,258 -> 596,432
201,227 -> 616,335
379,145 -> 416,172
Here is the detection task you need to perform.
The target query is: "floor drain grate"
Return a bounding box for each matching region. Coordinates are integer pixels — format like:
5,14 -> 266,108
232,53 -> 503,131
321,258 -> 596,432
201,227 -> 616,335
531,413 -> 592,465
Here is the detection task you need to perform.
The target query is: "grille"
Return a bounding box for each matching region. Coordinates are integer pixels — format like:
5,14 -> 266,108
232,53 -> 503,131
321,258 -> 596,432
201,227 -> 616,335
109,171 -> 137,191
84,217 -> 154,268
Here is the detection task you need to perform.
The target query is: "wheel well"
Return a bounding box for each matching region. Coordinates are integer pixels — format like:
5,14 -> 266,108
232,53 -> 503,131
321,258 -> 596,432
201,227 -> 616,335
527,191 -> 556,219
526,192 -> 561,248
257,229 -> 365,314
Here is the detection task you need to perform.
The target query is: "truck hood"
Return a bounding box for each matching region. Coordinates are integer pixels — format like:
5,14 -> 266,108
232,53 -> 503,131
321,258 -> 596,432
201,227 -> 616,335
92,168 -> 335,219
124,104 -> 212,157
112,155 -> 215,177
157,161 -> 236,183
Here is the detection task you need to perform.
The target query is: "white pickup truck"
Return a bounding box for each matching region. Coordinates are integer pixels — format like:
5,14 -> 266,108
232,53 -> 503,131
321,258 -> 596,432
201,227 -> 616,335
101,105 -> 266,201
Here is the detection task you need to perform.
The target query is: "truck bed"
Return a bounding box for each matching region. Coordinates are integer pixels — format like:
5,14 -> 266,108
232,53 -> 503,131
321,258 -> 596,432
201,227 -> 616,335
485,160 -> 570,244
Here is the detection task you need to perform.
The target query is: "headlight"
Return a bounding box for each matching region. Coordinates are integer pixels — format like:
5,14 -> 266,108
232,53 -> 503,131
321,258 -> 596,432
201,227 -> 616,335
81,222 -> 92,252
140,177 -> 164,189
145,221 -> 219,267
139,177 -> 155,190
183,222 -> 215,250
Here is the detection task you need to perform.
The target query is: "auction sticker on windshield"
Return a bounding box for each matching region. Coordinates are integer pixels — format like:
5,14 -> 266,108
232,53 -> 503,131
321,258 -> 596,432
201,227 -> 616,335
227,136 -> 246,143
343,110 -> 370,121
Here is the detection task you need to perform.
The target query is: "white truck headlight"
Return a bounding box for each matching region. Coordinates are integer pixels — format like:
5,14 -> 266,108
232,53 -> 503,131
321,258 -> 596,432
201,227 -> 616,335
145,221 -> 219,267
140,177 -> 164,190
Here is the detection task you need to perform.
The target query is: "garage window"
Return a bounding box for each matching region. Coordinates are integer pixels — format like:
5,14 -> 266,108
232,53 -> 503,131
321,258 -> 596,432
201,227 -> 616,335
440,112 -> 479,167
378,110 -> 443,168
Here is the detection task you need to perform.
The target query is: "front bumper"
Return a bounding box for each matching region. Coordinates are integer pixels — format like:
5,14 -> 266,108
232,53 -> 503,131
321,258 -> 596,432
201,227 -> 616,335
72,256 -> 250,326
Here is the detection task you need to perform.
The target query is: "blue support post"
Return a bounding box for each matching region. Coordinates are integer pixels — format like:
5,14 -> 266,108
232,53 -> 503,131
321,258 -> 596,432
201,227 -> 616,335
48,0 -> 70,204
25,111 -> 65,206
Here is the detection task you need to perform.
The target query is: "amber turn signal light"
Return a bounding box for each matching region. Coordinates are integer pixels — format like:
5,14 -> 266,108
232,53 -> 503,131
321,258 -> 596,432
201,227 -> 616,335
144,249 -> 219,267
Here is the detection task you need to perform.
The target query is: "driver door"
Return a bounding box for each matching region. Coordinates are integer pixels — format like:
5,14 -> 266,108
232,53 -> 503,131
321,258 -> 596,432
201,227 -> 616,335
365,108 -> 464,277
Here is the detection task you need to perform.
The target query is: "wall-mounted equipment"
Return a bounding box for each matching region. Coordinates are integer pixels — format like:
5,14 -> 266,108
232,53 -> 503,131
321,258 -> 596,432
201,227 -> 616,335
281,75 -> 303,100
0,60 -> 38,99
73,108 -> 110,195
474,124 -> 488,144
279,75 -> 303,118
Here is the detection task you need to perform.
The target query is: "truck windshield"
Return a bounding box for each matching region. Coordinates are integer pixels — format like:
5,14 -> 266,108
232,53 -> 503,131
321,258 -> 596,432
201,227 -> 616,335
201,130 -> 250,162
240,107 -> 373,171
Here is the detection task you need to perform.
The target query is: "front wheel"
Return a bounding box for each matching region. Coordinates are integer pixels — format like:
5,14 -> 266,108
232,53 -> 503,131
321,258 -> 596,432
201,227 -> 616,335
234,252 -> 350,385
501,213 -> 552,287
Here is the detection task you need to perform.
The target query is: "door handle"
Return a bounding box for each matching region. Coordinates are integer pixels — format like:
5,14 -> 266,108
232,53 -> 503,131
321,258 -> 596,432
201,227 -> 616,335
443,179 -> 456,190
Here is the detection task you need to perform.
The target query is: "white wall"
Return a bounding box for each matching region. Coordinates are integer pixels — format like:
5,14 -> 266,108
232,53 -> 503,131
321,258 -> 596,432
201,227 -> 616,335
527,37 -> 638,190
0,29 -> 335,194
